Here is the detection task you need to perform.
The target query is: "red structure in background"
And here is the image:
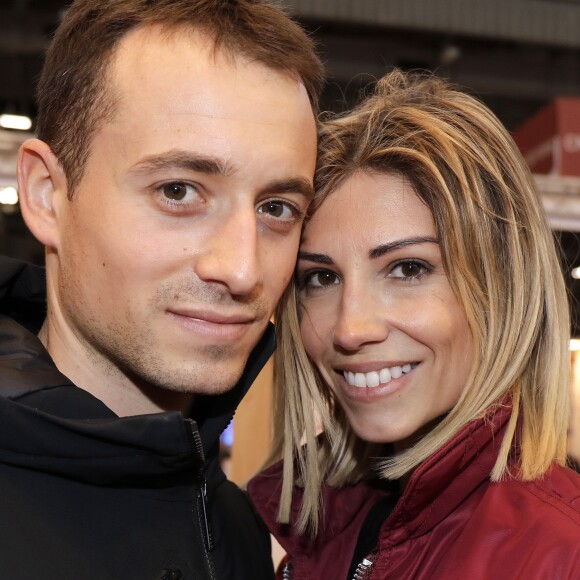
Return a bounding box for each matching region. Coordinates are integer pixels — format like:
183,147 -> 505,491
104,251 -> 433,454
513,98 -> 580,177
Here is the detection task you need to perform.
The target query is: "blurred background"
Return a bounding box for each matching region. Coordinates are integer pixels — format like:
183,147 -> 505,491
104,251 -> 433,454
0,0 -> 579,474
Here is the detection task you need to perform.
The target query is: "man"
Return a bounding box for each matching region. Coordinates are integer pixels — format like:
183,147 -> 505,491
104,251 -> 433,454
0,1 -> 321,578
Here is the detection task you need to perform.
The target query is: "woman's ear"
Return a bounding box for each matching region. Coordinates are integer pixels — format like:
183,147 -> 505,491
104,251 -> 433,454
17,138 -> 68,249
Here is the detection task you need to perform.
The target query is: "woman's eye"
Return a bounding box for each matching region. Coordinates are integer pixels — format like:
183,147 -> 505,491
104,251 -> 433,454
390,260 -> 428,280
257,200 -> 297,220
161,182 -> 196,201
302,270 -> 340,289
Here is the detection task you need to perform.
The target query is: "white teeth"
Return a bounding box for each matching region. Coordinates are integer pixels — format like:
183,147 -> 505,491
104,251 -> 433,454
343,363 -> 416,388
366,371 -> 380,388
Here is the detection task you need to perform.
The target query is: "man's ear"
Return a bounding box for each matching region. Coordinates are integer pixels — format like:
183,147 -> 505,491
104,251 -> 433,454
17,138 -> 68,249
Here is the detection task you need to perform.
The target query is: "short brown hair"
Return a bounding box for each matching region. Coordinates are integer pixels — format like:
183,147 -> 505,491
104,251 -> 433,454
36,0 -> 324,194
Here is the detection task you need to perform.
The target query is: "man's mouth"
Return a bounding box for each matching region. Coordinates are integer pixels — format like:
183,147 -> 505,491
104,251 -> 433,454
167,307 -> 256,325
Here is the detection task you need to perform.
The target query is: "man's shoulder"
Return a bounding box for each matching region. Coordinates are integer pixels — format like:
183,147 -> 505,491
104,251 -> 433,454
0,256 -> 45,333
0,312 -> 73,401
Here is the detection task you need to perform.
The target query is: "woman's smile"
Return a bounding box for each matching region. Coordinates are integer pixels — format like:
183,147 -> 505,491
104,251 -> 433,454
341,363 -> 417,388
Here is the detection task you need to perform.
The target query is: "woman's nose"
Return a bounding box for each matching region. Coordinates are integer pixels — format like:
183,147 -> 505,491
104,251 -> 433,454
332,290 -> 389,351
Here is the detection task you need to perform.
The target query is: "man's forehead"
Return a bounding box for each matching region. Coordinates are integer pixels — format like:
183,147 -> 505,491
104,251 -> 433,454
101,27 -> 249,130
111,24 -> 215,75
103,24 -> 312,129
109,22 -> 307,104
112,23 -> 265,78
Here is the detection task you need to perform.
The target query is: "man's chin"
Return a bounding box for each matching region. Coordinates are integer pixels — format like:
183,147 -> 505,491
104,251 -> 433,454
154,361 -> 248,397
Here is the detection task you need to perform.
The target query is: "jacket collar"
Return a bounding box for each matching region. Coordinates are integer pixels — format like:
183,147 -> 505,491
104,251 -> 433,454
385,402 -> 511,540
249,403 -> 512,567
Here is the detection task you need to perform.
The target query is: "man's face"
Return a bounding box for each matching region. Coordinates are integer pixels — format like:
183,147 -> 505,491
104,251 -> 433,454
54,26 -> 317,399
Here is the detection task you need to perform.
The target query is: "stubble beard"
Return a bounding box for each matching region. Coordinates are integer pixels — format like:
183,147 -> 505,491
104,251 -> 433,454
61,273 -> 269,398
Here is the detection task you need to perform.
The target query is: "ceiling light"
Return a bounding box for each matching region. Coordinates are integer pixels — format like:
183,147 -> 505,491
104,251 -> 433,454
0,187 -> 18,205
0,114 -> 32,131
570,339 -> 580,351
572,267 -> 580,280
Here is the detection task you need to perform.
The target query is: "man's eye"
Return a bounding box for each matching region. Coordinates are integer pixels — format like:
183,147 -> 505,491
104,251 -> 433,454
161,182 -> 195,201
257,200 -> 296,220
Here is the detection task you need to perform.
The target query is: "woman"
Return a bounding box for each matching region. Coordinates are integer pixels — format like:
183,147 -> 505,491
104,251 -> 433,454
248,70 -> 580,579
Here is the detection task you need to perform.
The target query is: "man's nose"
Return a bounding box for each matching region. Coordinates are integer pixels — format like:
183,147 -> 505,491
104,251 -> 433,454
195,208 -> 262,297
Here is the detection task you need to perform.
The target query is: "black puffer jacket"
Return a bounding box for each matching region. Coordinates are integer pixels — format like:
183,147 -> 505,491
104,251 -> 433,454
0,256 -> 275,580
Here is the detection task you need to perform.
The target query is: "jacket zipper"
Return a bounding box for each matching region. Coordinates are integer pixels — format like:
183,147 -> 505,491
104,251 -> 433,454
280,555 -> 374,580
198,478 -> 215,552
190,422 -> 216,580
281,561 -> 293,580
352,556 -> 374,579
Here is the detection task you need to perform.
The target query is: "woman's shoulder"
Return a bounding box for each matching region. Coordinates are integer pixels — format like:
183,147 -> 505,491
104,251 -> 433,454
488,463 -> 580,533
397,464 -> 580,579
247,460 -> 285,521
526,463 -> 580,522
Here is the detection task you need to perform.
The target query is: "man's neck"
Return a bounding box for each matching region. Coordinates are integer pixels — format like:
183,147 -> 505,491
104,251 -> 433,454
38,319 -> 194,418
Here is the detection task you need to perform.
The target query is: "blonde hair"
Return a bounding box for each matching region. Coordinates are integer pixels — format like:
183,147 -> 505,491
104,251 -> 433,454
268,70 -> 571,534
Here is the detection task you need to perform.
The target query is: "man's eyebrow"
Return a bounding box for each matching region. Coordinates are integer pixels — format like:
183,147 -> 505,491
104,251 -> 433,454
128,151 -> 314,198
298,251 -> 334,265
261,177 -> 315,200
130,151 -> 234,176
369,236 -> 439,259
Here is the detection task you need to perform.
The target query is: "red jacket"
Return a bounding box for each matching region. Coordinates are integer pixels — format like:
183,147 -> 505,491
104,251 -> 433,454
248,405 -> 580,579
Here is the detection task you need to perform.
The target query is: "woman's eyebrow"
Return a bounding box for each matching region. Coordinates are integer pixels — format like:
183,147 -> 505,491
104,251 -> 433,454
369,236 -> 439,259
297,251 -> 334,265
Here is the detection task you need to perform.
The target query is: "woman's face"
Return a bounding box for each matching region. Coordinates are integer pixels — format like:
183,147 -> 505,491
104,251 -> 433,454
297,171 -> 473,448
